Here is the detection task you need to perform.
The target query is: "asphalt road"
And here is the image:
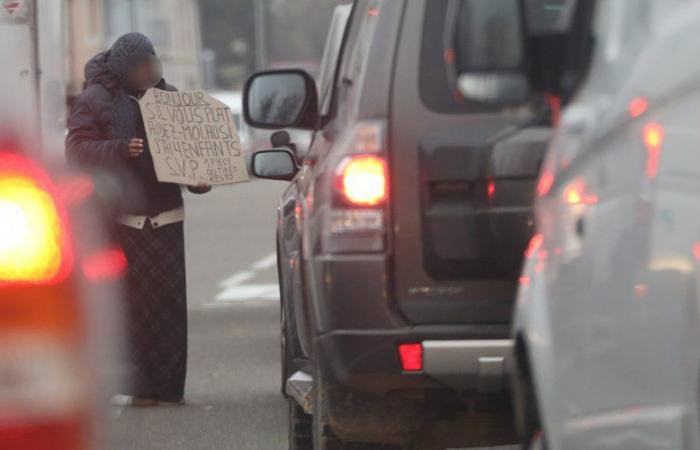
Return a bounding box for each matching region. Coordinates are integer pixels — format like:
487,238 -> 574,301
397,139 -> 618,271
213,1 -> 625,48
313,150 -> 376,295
103,179 -> 516,450
106,179 -> 288,450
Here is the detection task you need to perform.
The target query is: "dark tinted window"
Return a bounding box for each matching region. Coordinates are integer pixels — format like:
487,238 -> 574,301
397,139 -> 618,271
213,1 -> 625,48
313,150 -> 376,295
420,0 -> 505,114
455,0 -> 523,73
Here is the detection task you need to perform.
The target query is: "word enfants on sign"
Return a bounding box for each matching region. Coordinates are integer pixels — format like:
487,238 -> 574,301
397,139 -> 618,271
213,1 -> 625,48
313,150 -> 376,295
140,89 -> 249,186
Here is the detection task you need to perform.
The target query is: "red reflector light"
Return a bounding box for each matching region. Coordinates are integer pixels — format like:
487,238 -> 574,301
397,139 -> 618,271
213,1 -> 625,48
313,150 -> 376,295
398,343 -> 423,372
0,153 -> 73,285
525,233 -> 544,259
629,97 -> 649,119
537,170 -> 554,197
487,180 -> 496,200
643,122 -> 664,179
338,155 -> 388,207
82,247 -> 128,282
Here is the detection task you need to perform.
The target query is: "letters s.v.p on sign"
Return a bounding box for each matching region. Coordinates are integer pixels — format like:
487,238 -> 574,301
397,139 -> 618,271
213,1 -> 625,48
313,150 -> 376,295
140,88 -> 250,186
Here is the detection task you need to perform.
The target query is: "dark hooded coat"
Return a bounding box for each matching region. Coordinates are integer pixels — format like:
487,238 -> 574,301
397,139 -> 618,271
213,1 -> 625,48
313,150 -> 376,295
66,33 -> 183,216
67,33 -> 194,402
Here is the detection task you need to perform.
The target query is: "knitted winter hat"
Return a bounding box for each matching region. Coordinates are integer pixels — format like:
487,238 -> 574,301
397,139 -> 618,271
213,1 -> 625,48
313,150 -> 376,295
106,33 -> 157,81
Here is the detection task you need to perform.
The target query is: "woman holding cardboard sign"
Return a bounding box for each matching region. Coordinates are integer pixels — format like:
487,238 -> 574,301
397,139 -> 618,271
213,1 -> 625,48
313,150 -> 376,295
66,33 -> 209,406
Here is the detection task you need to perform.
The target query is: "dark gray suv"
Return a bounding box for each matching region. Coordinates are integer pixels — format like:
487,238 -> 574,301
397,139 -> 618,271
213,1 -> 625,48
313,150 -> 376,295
244,1 -> 563,448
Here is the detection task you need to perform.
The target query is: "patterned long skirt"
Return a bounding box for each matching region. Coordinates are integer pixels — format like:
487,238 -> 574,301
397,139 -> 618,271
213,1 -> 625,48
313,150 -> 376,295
116,221 -> 188,402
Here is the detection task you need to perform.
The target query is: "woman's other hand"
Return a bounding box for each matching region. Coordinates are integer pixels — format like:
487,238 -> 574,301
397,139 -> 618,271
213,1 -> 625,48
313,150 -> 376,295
128,138 -> 144,157
188,183 -> 211,194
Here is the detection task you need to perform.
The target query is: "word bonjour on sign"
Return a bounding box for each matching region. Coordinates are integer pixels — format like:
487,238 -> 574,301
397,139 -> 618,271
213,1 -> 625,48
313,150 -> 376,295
140,88 -> 249,186
1,0 -> 28,20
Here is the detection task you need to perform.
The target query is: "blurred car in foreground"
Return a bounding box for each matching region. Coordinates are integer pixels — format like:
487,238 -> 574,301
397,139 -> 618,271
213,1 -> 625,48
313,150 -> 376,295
0,141 -> 125,450
509,0 -> 700,448
1,5 -> 123,449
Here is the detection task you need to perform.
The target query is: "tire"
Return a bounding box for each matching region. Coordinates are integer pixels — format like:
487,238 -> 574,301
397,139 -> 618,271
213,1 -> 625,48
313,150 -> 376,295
289,398 -> 313,450
513,349 -> 546,450
281,299 -> 292,396
311,351 -> 402,450
278,238 -> 307,397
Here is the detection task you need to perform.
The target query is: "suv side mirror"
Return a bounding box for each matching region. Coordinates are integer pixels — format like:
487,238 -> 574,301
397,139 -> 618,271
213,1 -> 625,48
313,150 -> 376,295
454,0 -> 530,104
251,149 -> 299,182
243,69 -> 319,130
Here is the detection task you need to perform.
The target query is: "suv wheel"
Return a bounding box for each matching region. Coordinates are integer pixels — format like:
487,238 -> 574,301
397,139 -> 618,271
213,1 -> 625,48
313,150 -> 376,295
289,397 -> 312,450
311,354 -> 402,450
280,298 -> 293,396
278,241 -> 303,397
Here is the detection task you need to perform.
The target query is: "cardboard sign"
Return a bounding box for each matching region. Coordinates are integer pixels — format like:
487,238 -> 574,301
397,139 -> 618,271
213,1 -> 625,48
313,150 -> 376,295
140,89 -> 249,186
1,0 -> 29,22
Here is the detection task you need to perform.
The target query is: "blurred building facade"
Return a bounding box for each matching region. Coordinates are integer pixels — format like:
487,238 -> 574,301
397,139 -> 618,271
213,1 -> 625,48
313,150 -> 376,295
67,0 -> 203,97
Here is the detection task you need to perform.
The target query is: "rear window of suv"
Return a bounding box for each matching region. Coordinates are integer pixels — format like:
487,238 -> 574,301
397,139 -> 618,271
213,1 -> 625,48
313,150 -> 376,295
419,0 -> 507,114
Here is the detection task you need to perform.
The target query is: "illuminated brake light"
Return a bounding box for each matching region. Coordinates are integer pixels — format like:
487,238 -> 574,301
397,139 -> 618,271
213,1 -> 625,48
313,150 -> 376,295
0,153 -> 73,285
398,343 -> 423,372
562,178 -> 598,206
643,122 -> 664,179
337,155 -> 388,207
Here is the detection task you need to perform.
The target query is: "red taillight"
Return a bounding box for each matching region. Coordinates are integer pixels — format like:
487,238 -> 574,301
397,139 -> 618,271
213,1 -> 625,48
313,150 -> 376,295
0,417 -> 88,450
643,122 -> 664,179
0,153 -> 73,286
337,155 -> 388,207
398,343 -> 423,372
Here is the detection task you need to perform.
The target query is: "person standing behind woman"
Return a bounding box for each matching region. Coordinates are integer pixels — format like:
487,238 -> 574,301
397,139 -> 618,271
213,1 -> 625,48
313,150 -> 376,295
66,33 -> 209,406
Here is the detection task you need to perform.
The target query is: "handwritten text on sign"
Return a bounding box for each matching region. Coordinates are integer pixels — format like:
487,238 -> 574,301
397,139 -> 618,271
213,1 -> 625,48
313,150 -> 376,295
140,89 -> 249,186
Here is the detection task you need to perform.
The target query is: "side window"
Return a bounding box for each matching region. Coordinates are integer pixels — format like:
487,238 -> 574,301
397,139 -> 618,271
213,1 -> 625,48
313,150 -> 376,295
420,0 -> 516,114
318,6 -> 352,116
454,0 -> 523,73
332,0 -> 377,124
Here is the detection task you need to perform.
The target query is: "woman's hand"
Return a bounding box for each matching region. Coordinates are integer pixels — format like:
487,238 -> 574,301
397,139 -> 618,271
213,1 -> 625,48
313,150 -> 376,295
128,138 -> 144,157
188,183 -> 211,194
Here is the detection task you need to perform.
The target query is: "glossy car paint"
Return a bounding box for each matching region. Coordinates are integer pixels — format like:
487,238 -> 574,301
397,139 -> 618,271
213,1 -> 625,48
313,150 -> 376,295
513,1 -> 700,448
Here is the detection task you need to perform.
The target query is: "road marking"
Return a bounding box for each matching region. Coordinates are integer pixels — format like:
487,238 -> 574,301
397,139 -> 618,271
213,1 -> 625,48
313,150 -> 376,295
110,395 -> 131,418
252,253 -> 277,271
220,270 -> 255,287
216,284 -> 279,302
207,253 -> 280,306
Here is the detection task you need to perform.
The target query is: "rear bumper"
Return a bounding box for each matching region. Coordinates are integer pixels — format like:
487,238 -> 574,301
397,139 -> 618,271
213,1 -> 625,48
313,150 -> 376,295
423,339 -> 513,391
318,326 -> 512,395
